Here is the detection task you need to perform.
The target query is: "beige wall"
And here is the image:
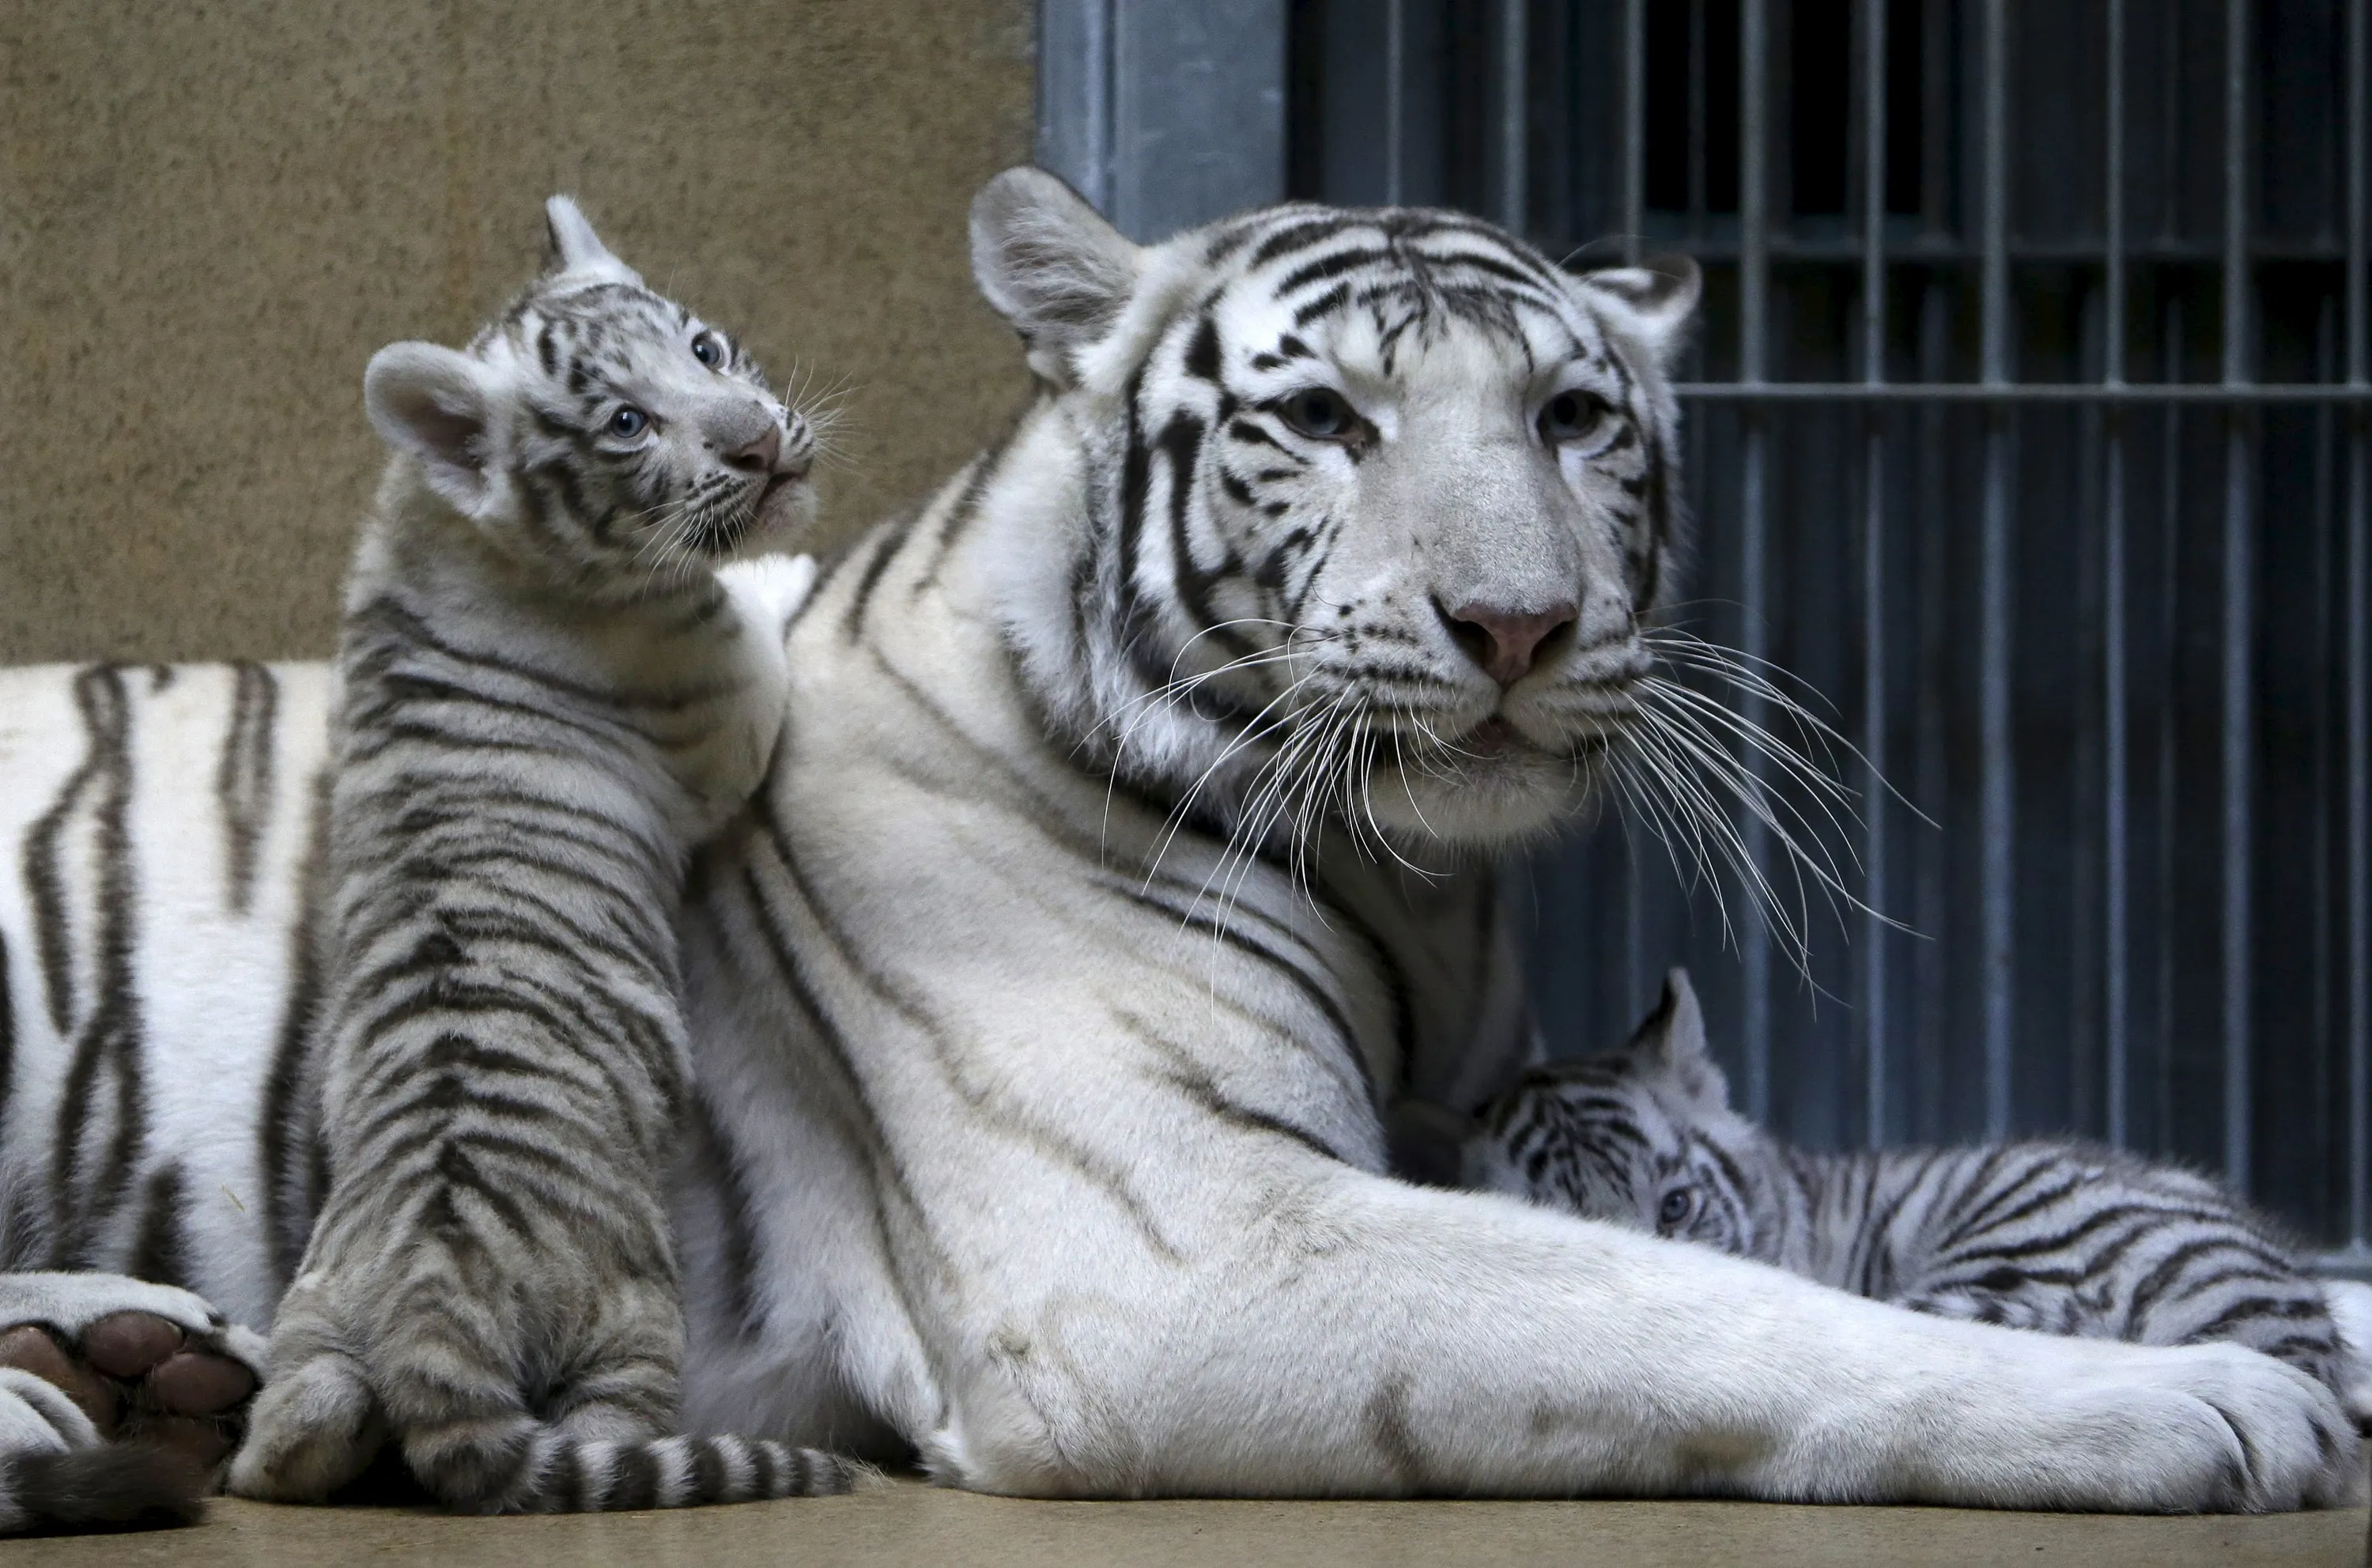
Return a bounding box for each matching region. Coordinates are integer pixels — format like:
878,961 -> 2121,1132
0,0 -> 1036,665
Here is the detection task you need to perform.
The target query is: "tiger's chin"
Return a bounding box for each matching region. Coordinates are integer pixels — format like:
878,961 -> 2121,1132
700,474 -> 818,563
1360,724 -> 1607,848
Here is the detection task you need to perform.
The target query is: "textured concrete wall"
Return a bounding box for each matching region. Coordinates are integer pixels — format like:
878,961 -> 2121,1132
0,0 -> 1034,665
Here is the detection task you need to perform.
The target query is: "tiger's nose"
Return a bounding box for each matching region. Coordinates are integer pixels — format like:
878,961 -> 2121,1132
1437,599 -> 1580,686
723,423 -> 782,475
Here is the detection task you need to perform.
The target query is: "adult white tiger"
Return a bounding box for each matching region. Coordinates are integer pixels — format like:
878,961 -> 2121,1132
0,168 -> 2359,1521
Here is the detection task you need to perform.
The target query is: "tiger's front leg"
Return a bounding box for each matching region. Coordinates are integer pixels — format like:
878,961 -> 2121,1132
914,1152 -> 2363,1510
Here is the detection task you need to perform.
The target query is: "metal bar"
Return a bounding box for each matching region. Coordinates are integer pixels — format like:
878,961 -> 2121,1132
1623,0 -> 1645,261
1862,0 -> 1888,1149
2348,0 -> 2369,1248
1670,383 -> 2372,403
1741,0 -> 1771,1123
2104,0 -> 2130,1147
2158,303 -> 2185,1158
2221,0 -> 2253,1194
1542,236 -> 2360,265
1384,0 -> 1405,206
1500,0 -> 1526,233
1688,0 -> 1708,241
1981,0 -> 2015,1139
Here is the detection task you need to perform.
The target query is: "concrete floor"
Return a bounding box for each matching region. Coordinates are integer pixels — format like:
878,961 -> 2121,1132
13,1480 -> 2369,1567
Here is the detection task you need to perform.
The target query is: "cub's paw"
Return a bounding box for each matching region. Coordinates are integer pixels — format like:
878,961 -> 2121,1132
2082,1341 -> 2365,1512
226,1350 -> 386,1505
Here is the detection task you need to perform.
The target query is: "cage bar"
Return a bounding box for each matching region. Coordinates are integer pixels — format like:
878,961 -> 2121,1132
1980,0 -> 2014,1139
2104,0 -> 2130,1150
1739,0 -> 1771,1123
1384,0 -> 1404,206
1860,0 -> 1889,1149
1498,0 -> 1524,232
2349,0 -> 2370,1251
2222,0 -> 2253,1194
1622,0 -> 1645,263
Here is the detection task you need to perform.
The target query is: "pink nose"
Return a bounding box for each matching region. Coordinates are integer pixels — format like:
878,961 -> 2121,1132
1437,599 -> 1579,686
724,423 -> 782,474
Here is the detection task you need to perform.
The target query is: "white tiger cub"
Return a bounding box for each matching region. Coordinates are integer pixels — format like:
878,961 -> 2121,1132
1465,967 -> 2372,1426
229,198 -> 853,1512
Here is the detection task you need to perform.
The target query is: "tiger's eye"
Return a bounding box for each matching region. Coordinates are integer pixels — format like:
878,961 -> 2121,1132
1540,391 -> 1611,446
1281,387 -> 1354,441
609,406 -> 649,438
1657,1187 -> 1694,1226
691,331 -> 725,369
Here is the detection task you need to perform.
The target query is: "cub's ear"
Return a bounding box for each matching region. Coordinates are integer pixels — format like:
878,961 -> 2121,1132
1629,966 -> 1729,1111
969,166 -> 1144,382
1574,253 -> 1701,371
364,342 -> 500,513
542,195 -> 643,287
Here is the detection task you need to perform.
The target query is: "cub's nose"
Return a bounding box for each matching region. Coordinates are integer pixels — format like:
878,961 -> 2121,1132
1437,599 -> 1580,686
723,422 -> 782,476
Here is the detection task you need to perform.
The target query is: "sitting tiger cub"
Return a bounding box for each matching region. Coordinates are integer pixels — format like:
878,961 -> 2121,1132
231,198 -> 852,1510
1467,967 -> 2372,1425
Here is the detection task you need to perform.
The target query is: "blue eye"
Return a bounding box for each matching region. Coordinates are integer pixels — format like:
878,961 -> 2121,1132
1657,1187 -> 1694,1226
1279,387 -> 1353,441
609,406 -> 648,438
1540,391 -> 1612,446
691,331 -> 725,369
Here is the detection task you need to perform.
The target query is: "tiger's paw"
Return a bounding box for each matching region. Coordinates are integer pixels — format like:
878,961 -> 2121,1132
0,1272 -> 263,1532
225,1350 -> 387,1505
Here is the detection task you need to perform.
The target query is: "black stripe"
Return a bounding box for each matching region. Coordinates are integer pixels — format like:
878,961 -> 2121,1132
1248,217 -> 1354,270
748,1439 -> 777,1498
1291,281 -> 1354,329
128,1162 -> 189,1289
607,1443 -> 660,1510
1275,247 -> 1392,299
754,795 -> 1184,1261
914,415 -> 1025,596
216,663 -> 279,916
839,509 -> 922,642
692,1093 -> 763,1340
689,1439 -> 727,1502
0,929 -> 13,1144
1184,312 -> 1222,382
261,775 -> 330,1289
43,667 -> 146,1268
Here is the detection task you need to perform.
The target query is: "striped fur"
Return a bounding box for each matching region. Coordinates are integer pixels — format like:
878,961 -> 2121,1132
0,168 -> 2359,1518
227,199 -> 851,1512
1467,968 -> 2372,1420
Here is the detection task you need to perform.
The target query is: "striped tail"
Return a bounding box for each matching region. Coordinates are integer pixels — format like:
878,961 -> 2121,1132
406,1419 -> 862,1513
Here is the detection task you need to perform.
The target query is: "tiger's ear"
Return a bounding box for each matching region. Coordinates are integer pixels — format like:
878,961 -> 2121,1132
1574,254 -> 1701,370
542,195 -> 643,288
970,166 -> 1145,384
1629,967 -> 1728,1111
365,342 -> 500,513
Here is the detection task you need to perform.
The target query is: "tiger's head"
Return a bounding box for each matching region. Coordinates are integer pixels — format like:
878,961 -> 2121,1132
362,196 -> 818,596
970,168 -> 1698,849
1464,969 -> 1772,1256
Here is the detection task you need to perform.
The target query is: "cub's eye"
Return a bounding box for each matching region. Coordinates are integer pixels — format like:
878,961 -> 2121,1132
1656,1187 -> 1695,1227
1539,390 -> 1613,447
1279,387 -> 1356,443
608,406 -> 650,438
691,331 -> 726,369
